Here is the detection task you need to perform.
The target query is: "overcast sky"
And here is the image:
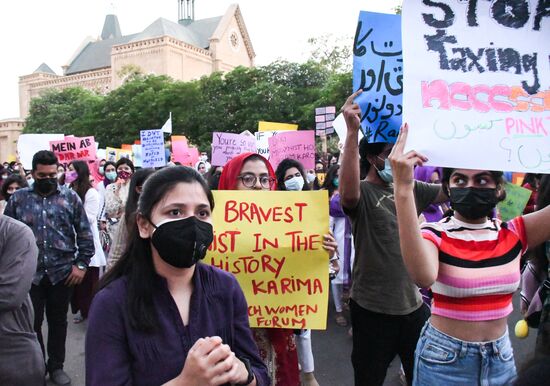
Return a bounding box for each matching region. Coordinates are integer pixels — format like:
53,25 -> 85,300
0,0 -> 400,119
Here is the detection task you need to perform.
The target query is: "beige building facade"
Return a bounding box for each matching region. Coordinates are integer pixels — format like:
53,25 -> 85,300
3,3 -> 254,162
0,119 -> 25,162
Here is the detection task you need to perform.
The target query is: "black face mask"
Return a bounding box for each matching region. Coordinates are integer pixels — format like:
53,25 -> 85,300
34,177 -> 58,196
149,216 -> 214,268
449,187 -> 499,220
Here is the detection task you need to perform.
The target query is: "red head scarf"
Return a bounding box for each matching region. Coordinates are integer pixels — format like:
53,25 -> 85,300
218,153 -> 277,190
217,152 -> 298,384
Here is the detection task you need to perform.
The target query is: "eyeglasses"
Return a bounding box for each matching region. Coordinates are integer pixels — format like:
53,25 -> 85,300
238,173 -> 275,189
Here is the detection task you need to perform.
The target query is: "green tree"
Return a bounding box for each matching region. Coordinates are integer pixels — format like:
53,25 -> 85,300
25,87 -> 102,137
307,34 -> 353,73
24,57 -> 351,151
93,74 -> 176,146
394,4 -> 402,15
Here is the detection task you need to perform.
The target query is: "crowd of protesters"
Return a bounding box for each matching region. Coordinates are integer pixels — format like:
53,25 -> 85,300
1,92 -> 549,386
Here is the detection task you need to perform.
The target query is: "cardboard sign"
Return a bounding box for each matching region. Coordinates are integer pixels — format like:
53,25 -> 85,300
255,131 -> 279,159
50,136 -> 97,163
403,0 -> 550,173
315,106 -> 337,136
211,132 -> 257,166
353,11 -> 403,143
258,121 -> 298,132
140,129 -> 166,168
206,191 -> 329,329
171,135 -> 189,164
268,130 -> 316,170
105,147 -> 121,162
17,134 -> 64,169
498,182 -> 533,221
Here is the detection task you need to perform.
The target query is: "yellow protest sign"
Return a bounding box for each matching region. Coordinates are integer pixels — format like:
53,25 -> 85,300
206,190 -> 329,329
105,147 -> 121,162
258,121 -> 298,132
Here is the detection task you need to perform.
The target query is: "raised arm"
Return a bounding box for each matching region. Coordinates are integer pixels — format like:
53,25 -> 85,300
339,90 -> 363,210
389,124 -> 439,288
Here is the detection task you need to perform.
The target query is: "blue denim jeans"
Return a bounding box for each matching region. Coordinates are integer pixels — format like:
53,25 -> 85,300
413,322 -> 517,386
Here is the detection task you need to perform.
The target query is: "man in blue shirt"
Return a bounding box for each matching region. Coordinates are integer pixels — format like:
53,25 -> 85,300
5,150 -> 94,386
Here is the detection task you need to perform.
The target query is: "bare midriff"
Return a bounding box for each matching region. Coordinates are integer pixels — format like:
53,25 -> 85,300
430,314 -> 508,342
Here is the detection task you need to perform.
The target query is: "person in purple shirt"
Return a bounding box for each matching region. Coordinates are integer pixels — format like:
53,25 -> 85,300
86,166 -> 269,386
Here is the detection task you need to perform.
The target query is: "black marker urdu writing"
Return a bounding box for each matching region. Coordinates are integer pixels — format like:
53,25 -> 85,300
420,0 -> 547,95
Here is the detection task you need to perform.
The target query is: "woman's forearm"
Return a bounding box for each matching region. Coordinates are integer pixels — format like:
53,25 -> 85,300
394,186 -> 438,288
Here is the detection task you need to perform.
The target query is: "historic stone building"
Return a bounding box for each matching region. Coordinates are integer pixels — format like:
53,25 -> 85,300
3,3 -> 254,161
0,118 -> 25,162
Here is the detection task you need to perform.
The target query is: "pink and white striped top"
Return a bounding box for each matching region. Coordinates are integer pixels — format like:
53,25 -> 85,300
421,216 -> 527,321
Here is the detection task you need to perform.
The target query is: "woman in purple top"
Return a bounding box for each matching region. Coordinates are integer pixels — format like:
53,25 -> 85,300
86,166 -> 268,386
413,166 -> 447,223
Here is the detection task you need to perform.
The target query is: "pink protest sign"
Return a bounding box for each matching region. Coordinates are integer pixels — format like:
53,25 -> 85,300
268,130 -> 315,170
211,132 -> 257,166
50,136 -> 97,162
171,136 -> 189,163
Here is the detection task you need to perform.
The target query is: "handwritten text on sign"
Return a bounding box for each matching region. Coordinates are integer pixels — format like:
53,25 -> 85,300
50,136 -> 96,162
140,129 -> 166,168
268,130 -> 316,170
403,0 -> 549,173
211,132 -> 257,166
255,131 -> 278,159
353,11 -> 402,143
497,182 -> 532,222
206,191 -> 329,329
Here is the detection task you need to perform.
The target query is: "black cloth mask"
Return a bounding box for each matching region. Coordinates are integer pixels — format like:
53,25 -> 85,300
34,177 -> 58,196
149,216 -> 214,268
449,187 -> 499,220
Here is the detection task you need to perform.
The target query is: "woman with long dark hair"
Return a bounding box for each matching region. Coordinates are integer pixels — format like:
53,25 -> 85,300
274,158 -> 333,386
104,158 -> 135,265
219,153 -> 336,386
67,161 -> 106,323
0,174 -> 27,213
391,126 -> 550,385
322,165 -> 340,198
219,153 -> 300,385
86,166 -> 268,385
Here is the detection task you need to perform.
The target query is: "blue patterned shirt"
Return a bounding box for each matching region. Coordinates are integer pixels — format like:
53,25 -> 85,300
4,185 -> 94,285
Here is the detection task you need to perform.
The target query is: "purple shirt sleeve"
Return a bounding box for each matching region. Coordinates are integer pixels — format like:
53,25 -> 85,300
85,281 -> 132,386
86,265 -> 269,386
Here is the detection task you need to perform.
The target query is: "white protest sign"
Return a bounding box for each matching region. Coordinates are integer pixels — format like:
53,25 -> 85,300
97,149 -> 106,160
132,144 -> 142,168
255,131 -> 279,159
333,113 -> 364,147
17,133 -> 64,169
140,129 -> 166,168
403,0 -> 549,173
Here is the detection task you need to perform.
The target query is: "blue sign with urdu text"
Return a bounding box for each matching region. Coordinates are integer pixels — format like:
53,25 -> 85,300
353,11 -> 402,143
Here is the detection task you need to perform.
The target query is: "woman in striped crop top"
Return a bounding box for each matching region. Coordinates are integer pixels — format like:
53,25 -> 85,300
389,125 -> 550,386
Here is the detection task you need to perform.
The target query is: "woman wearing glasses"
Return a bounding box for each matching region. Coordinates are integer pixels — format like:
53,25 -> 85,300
219,153 -> 301,385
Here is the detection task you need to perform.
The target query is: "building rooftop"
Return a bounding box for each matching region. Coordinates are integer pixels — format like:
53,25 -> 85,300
65,14 -> 223,75
33,63 -> 57,75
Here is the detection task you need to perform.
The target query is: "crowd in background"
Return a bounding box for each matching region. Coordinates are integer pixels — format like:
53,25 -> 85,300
1,110 -> 549,386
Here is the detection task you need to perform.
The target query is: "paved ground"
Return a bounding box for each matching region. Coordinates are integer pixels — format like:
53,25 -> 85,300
47,290 -> 536,385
